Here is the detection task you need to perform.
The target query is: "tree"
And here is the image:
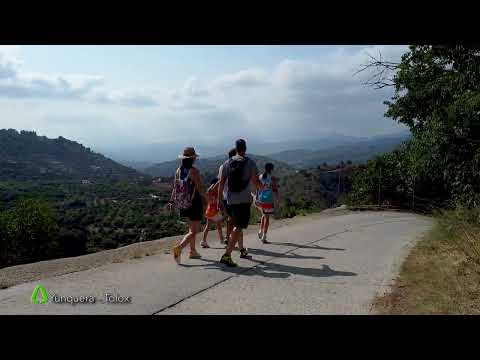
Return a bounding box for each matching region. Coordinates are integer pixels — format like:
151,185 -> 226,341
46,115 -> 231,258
1,199 -> 60,267
353,45 -> 480,209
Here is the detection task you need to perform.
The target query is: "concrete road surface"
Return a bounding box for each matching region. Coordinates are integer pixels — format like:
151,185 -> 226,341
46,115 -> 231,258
0,211 -> 432,315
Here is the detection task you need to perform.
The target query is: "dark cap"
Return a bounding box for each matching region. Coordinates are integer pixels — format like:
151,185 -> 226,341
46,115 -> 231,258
235,139 -> 247,152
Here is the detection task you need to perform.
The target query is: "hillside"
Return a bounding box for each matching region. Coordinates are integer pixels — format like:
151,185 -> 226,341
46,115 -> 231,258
144,154 -> 296,179
0,129 -> 143,181
267,133 -> 410,169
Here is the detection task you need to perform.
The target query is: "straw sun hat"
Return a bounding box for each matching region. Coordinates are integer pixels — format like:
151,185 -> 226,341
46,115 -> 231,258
178,147 -> 200,159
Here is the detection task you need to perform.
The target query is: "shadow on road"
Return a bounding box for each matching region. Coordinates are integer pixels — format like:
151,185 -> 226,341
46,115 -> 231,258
271,242 -> 346,251
247,248 -> 325,260
180,257 -> 357,280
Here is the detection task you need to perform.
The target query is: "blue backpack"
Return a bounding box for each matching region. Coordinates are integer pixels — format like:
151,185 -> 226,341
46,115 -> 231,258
258,175 -> 274,204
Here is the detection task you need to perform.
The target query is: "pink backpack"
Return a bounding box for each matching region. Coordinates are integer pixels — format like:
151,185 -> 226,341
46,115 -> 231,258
172,169 -> 195,210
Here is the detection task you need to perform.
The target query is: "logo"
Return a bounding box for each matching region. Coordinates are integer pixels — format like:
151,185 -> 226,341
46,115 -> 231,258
31,284 -> 49,304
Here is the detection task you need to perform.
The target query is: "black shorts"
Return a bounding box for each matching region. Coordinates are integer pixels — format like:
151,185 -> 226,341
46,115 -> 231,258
229,203 -> 251,229
179,193 -> 203,222
223,200 -> 233,218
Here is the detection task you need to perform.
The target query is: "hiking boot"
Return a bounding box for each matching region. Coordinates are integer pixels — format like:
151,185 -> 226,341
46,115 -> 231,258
239,248 -> 250,258
220,254 -> 238,267
173,245 -> 182,264
189,250 -> 202,259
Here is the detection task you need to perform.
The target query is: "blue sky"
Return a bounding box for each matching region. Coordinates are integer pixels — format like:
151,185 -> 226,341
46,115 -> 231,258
0,45 -> 408,149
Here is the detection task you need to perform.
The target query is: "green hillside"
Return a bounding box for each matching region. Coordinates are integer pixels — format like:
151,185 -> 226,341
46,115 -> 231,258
0,129 -> 143,181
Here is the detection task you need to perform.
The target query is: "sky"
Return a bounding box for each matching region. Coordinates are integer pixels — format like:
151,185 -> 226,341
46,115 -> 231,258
0,45 -> 408,149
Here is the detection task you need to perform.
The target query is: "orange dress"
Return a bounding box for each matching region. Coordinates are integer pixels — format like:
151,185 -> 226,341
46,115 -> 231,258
205,188 -> 220,219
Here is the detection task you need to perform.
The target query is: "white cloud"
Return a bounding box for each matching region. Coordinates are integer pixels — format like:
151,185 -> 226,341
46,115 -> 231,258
0,47 -> 158,108
209,68 -> 269,92
0,45 -> 410,146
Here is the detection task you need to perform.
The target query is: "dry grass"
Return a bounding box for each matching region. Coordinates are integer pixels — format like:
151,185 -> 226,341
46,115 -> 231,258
375,209 -> 480,314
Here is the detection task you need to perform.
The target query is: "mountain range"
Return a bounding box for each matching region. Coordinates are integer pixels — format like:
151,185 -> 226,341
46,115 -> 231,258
0,129 -> 143,181
143,154 -> 295,179
267,132 -> 410,169
96,132 -> 380,166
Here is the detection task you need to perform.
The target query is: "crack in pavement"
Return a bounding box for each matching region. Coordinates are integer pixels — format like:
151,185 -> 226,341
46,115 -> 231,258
152,228 -> 352,315
152,216 -> 425,315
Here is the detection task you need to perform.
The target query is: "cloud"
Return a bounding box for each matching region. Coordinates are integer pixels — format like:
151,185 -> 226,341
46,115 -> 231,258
0,45 -> 410,147
0,47 -> 158,108
209,69 -> 269,92
90,90 -> 159,107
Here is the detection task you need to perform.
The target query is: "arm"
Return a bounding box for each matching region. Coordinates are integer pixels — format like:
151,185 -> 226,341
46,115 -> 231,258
251,169 -> 263,190
191,168 -> 206,199
217,165 -> 226,210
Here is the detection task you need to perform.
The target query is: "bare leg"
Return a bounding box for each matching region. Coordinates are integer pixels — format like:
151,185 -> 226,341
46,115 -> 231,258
189,221 -> 200,252
260,214 -> 266,235
225,227 -> 242,256
238,231 -> 244,250
178,220 -> 197,249
216,222 -> 224,243
264,214 -> 270,236
202,219 -> 211,245
226,218 -> 233,240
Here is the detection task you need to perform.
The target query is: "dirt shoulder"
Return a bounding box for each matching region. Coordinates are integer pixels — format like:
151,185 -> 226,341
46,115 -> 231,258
373,213 -> 480,315
0,207 -> 351,290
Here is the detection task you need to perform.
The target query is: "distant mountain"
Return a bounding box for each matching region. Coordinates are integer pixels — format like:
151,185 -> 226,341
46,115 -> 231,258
97,143 -> 232,164
117,160 -> 154,172
144,154 -> 295,179
97,133 -> 367,164
0,129 -> 143,181
267,132 -> 410,169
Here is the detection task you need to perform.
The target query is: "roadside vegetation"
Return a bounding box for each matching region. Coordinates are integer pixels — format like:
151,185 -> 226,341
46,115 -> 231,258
375,208 -> 480,314
347,45 -> 480,313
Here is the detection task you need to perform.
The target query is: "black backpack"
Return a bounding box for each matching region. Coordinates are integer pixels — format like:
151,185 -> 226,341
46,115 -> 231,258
227,157 -> 250,193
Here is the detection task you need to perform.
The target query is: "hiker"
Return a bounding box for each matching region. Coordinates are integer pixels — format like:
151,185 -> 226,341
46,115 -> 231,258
217,139 -> 263,267
201,178 -> 225,248
218,148 -> 237,245
167,147 -> 206,264
254,162 -> 280,243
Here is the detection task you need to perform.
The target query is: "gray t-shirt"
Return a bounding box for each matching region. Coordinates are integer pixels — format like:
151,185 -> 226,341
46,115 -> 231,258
220,155 -> 258,205
218,163 -> 229,201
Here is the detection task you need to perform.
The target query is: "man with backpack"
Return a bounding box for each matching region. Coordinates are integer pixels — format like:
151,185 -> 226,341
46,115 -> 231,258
217,139 -> 263,267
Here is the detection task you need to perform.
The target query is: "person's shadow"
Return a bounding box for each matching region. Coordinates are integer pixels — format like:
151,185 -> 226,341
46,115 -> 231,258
247,247 -> 325,260
180,256 -> 357,280
270,242 -> 346,251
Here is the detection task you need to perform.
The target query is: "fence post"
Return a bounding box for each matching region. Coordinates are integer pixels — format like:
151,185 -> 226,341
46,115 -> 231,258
412,175 -> 416,210
378,167 -> 382,206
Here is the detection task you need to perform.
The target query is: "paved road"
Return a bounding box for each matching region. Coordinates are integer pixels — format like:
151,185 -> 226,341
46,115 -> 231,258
0,211 -> 432,315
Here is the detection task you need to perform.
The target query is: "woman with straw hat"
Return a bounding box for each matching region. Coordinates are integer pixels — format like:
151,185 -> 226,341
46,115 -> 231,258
167,147 -> 206,264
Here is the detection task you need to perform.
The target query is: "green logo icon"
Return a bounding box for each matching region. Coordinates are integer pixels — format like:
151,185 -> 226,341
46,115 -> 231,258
31,284 -> 49,304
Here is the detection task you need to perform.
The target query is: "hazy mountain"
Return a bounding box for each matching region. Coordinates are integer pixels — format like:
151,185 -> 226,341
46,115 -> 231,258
144,154 -> 295,179
0,129 -> 143,181
267,132 -> 410,169
96,133 -> 367,164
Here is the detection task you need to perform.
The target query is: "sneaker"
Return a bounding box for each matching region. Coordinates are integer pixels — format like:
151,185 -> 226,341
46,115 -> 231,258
189,250 -> 202,259
224,236 -> 229,244
239,248 -> 249,258
220,254 -> 238,267
261,234 -> 269,244
173,245 -> 182,264
258,231 -> 263,239
200,242 -> 210,248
